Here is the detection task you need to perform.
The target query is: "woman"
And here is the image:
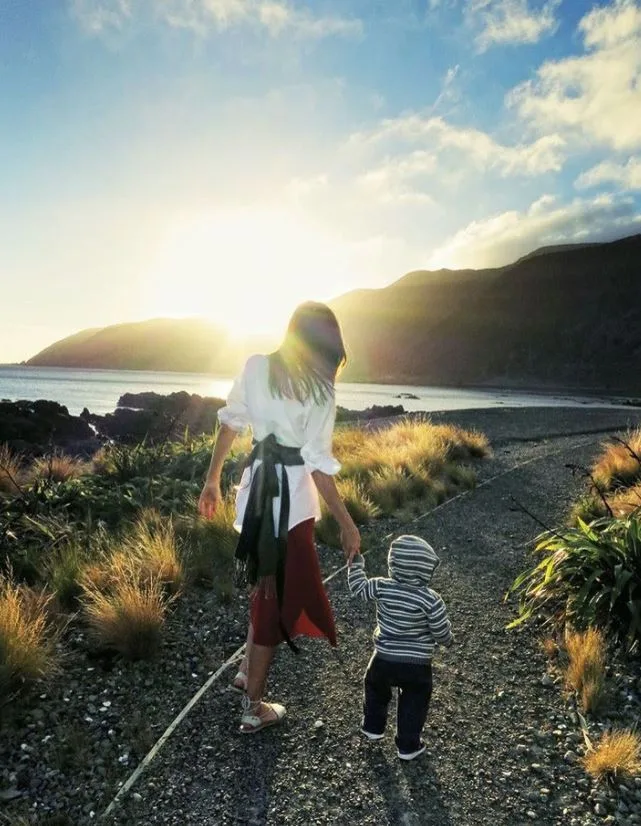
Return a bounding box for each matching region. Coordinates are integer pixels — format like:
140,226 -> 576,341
198,302 -> 361,734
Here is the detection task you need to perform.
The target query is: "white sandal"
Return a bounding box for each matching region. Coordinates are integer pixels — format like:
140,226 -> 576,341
239,698 -> 286,735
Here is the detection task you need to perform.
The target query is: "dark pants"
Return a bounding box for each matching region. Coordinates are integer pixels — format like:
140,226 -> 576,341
363,653 -> 433,754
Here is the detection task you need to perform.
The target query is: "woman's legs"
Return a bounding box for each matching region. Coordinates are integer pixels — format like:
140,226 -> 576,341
245,643 -> 275,702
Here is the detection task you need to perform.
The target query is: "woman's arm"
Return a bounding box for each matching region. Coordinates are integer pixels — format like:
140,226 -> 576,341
312,470 -> 361,563
198,424 -> 238,519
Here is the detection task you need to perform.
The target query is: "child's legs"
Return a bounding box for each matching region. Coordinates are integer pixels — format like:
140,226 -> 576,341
363,654 -> 392,735
395,662 -> 433,754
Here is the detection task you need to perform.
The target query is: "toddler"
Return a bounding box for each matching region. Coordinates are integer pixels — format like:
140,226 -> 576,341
347,535 -> 452,760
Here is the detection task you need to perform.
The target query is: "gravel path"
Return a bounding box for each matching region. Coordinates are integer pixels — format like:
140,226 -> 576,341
105,407 -> 641,826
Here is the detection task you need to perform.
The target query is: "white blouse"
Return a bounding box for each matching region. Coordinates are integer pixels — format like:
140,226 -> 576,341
218,354 -> 341,533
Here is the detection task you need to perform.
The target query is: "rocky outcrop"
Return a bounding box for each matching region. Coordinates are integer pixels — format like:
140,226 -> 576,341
88,391 -> 226,444
0,399 -> 99,456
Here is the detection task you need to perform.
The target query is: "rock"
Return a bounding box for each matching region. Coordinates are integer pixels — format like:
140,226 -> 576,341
0,399 -> 98,456
91,392 -> 226,444
0,788 -> 22,802
541,674 -> 555,688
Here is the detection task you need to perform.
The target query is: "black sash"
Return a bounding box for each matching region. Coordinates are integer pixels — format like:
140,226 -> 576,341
235,434 -> 305,651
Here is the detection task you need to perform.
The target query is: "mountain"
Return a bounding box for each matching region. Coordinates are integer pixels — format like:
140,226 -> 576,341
333,232 -> 641,392
27,233 -> 641,393
27,318 -> 276,376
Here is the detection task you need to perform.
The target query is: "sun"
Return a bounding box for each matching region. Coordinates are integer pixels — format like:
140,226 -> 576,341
145,207 -> 355,337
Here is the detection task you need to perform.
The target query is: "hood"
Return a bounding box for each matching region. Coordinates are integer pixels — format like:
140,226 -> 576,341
388,535 -> 440,586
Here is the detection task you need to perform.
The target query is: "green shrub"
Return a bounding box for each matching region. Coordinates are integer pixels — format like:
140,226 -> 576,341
508,515 -> 641,650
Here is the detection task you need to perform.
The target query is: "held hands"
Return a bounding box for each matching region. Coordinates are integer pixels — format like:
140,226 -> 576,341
340,520 -> 361,566
198,481 -> 222,520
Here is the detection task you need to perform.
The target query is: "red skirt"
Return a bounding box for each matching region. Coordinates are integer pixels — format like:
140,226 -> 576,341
250,519 -> 337,648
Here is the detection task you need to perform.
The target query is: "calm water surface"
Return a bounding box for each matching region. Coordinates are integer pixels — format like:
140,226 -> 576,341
0,365 -> 624,417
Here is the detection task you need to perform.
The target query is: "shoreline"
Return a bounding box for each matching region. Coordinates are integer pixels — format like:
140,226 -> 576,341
1,363 -> 639,408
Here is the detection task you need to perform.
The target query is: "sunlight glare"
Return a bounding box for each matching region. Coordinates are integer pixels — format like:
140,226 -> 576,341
146,208 -> 361,336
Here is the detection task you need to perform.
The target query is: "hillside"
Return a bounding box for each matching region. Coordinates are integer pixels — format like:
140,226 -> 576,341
27,233 -> 641,393
27,318 -> 271,376
333,232 -> 641,392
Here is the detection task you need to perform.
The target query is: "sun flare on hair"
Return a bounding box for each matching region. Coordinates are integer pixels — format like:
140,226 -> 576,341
145,208 -> 359,337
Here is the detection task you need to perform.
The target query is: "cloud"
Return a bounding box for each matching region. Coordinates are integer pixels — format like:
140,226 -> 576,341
71,0 -> 362,39
357,151 -> 438,206
509,0 -> 641,151
429,192 -> 641,268
467,0 -> 560,51
577,158 -> 641,191
71,0 -> 131,33
351,113 -> 565,175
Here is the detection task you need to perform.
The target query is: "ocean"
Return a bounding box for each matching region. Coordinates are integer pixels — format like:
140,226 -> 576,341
0,365 -> 626,417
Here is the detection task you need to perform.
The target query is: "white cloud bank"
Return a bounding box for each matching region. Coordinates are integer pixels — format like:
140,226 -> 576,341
71,0 -> 362,39
577,158 -> 641,192
468,0 -> 560,51
429,193 -> 641,268
349,113 -> 565,203
509,0 -> 641,151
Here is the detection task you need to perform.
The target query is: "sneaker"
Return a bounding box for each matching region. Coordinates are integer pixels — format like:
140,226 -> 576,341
398,741 -> 426,761
361,728 -> 385,741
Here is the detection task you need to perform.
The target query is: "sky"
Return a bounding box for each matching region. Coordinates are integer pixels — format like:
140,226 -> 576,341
1,0 -> 641,362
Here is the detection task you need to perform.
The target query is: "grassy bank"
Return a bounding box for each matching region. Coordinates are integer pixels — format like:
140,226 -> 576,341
0,417 -> 489,701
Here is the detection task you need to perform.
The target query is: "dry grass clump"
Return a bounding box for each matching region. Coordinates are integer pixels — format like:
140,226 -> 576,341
316,479 -> 380,547
0,576 -> 60,694
29,451 -> 90,483
124,509 -> 184,595
0,444 -> 23,495
607,482 -> 641,517
334,418 -> 489,477
332,419 -> 487,520
82,574 -> 171,660
592,430 -> 641,491
565,627 -> 607,714
583,730 -> 641,782
76,512 -> 181,658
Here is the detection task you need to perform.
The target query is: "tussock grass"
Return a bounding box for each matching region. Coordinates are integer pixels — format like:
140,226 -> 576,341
82,574 -> 171,660
124,509 -> 183,595
79,511 -> 183,599
29,452 -> 89,484
315,418 -> 488,547
584,729 -> 641,782
316,479 -> 379,547
367,466 -> 415,513
0,576 -> 60,694
176,496 -> 237,597
0,444 -> 23,495
592,430 -> 641,491
608,482 -> 641,517
565,627 -> 607,714
47,542 -> 88,611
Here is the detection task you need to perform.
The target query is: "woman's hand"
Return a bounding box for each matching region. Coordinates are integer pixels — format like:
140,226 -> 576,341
340,520 -> 361,565
198,481 -> 222,519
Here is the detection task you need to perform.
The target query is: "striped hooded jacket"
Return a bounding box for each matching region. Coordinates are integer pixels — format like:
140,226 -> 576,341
348,535 -> 453,664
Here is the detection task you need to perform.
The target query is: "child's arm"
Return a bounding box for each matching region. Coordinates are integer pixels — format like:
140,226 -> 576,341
428,593 -> 453,647
347,554 -> 380,602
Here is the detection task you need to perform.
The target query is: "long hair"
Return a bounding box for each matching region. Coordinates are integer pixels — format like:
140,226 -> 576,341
268,302 -> 347,404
